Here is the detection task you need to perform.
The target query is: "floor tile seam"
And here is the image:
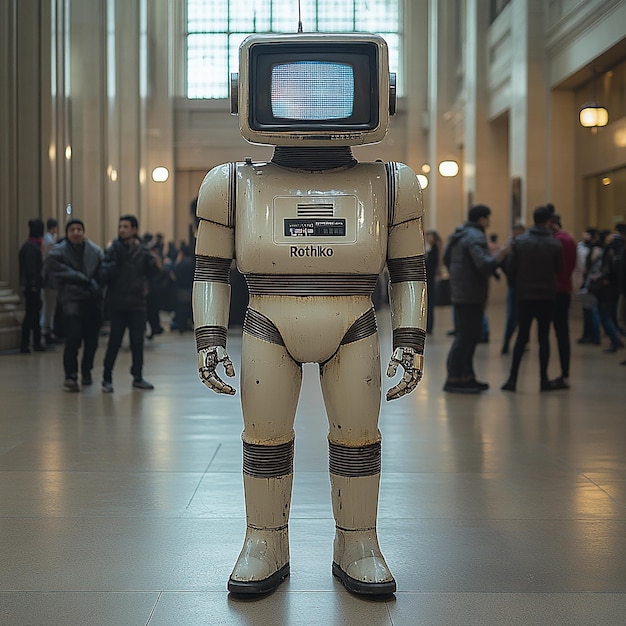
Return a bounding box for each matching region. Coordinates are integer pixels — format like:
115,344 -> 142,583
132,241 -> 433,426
0,589 -> 163,595
579,473 -> 626,510
3,589 -> 626,595
185,442 -> 223,510
2,514 -> 624,521
145,590 -> 162,625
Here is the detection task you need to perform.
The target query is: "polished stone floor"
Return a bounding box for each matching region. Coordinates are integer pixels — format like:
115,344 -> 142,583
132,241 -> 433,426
1,304 -> 625,625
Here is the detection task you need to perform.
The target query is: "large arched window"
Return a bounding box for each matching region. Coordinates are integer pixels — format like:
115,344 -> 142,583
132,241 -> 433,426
186,0 -> 402,99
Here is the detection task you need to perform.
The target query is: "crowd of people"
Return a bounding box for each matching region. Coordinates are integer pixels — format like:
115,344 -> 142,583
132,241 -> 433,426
18,207 -> 626,395
17,215 -> 196,392
426,205 -> 626,394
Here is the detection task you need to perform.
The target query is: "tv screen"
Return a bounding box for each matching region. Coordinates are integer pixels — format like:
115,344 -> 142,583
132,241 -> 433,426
249,42 -> 379,133
270,61 -> 355,120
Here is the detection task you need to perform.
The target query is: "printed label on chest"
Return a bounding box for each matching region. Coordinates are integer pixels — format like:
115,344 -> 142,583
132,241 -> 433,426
284,219 -> 346,238
273,196 -> 357,245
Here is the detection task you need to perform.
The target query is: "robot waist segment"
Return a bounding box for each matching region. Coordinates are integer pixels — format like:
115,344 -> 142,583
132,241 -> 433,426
244,297 -> 378,364
244,273 -> 379,296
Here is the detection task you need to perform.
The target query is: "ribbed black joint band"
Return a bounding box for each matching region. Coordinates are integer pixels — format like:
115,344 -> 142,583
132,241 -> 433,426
243,308 -> 285,346
329,441 -> 381,477
194,255 -> 232,283
387,255 -> 427,283
385,162 -> 398,226
393,328 -> 426,355
243,440 -> 295,478
341,308 -> 377,345
245,274 -> 378,296
227,163 -> 236,227
195,325 -> 227,351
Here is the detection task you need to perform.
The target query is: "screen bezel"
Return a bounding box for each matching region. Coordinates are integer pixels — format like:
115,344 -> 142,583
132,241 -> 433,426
248,42 -> 379,133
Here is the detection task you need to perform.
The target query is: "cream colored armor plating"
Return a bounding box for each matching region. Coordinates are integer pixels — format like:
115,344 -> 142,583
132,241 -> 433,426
235,161 -> 388,364
235,162 -> 387,275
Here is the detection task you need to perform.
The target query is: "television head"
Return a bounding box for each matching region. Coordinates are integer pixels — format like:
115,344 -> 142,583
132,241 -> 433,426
231,32 -> 396,147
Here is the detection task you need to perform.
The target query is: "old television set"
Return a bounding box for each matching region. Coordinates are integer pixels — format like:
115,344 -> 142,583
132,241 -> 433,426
233,33 -> 395,146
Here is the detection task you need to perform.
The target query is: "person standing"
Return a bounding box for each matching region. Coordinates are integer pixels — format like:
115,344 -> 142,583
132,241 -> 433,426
41,217 -> 60,345
101,215 -> 160,392
501,206 -> 564,392
45,218 -> 105,391
18,218 -> 45,353
442,204 -> 509,393
549,211 -> 577,388
575,228 -> 600,344
424,230 -> 441,334
500,223 -> 526,354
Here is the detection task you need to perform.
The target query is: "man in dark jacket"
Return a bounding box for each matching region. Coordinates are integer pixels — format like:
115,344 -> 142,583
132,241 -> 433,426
501,206 -> 564,392
45,218 -> 105,391
101,215 -> 161,392
442,204 -> 509,393
18,218 -> 45,353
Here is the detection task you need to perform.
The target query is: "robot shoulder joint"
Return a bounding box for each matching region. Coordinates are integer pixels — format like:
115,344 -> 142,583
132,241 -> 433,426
386,162 -> 424,226
197,162 -> 237,227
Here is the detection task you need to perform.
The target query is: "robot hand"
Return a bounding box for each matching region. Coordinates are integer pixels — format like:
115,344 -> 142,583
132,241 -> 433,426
386,347 -> 423,401
197,346 -> 237,395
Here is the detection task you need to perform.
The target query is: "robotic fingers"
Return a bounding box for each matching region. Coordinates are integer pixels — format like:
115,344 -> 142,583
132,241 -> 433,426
385,347 -> 424,400
198,345 -> 237,395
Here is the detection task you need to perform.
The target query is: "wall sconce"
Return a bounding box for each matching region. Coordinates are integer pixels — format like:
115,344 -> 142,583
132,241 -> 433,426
151,166 -> 169,183
579,67 -> 609,131
438,160 -> 459,177
579,103 -> 608,129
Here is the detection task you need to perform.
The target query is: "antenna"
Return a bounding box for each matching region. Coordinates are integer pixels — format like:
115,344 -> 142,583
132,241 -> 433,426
297,0 -> 303,32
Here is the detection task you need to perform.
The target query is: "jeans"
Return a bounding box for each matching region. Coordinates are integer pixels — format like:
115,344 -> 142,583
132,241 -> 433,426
553,292 -> 571,378
102,309 -> 147,382
63,301 -> 103,378
502,287 -> 517,351
508,299 -> 555,384
597,299 -> 622,349
21,289 -> 42,350
446,302 -> 485,381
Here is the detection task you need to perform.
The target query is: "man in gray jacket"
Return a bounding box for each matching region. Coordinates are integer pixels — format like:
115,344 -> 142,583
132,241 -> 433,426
45,218 -> 105,391
443,204 -> 509,393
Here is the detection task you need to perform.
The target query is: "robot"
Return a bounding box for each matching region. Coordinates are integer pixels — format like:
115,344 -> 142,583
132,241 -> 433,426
193,32 -> 427,596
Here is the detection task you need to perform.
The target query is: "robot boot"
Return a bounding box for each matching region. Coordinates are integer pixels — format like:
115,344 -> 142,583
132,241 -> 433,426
228,525 -> 290,594
329,443 -> 396,596
228,441 -> 294,594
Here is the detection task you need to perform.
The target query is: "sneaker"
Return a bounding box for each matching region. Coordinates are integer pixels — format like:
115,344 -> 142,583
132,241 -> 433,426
101,380 -> 114,393
64,378 -> 80,392
132,378 -> 154,390
467,378 -> 489,391
82,372 -> 93,386
501,379 -> 516,392
549,377 -> 569,390
443,381 -> 482,394
540,380 -> 562,392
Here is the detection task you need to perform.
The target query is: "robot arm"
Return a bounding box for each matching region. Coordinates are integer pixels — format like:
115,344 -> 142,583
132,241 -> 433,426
193,165 -> 237,395
385,163 -> 427,400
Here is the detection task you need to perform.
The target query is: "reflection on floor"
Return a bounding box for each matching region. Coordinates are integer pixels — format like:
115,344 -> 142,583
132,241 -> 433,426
1,305 -> 625,625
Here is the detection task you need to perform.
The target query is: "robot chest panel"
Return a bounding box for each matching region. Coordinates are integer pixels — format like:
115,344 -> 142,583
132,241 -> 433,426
234,165 -> 388,275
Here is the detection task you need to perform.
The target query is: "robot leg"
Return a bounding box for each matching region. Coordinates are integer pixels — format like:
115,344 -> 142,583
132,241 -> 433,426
320,315 -> 396,595
228,316 -> 302,594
